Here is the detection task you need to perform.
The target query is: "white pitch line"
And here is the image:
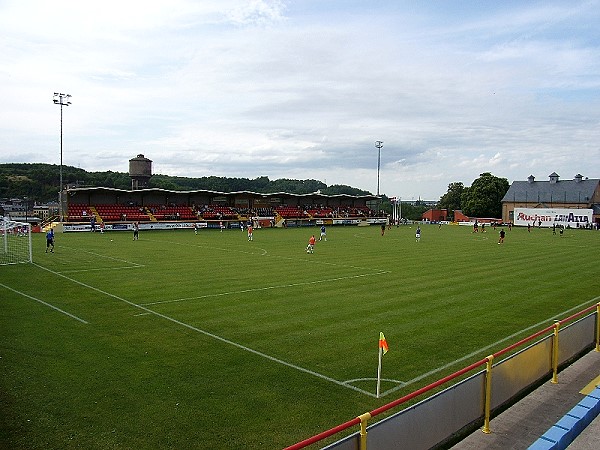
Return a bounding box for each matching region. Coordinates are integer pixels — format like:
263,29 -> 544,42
378,294 -> 600,398
142,271 -> 390,306
61,245 -> 145,267
59,265 -> 144,274
344,377 -> 405,388
32,263 -> 375,397
53,246 -> 145,274
0,282 -> 88,324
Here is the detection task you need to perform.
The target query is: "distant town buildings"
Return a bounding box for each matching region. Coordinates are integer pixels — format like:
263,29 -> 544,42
0,198 -> 58,223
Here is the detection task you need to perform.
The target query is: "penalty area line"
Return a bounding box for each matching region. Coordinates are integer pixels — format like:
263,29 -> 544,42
0,282 -> 88,324
32,263 -> 374,398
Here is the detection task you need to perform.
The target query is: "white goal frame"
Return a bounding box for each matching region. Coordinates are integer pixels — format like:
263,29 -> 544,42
1,217 -> 33,265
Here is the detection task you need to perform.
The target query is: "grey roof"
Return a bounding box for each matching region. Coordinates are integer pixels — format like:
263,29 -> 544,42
502,177 -> 599,204
65,186 -> 379,201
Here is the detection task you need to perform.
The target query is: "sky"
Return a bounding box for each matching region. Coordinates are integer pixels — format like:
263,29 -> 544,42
1,0 -> 599,200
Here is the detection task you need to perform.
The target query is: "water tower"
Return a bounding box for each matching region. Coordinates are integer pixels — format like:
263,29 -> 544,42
129,154 -> 153,190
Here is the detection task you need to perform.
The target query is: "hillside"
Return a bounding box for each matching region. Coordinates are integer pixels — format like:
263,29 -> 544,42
0,163 -> 372,202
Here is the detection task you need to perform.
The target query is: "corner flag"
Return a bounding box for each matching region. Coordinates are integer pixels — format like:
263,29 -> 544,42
376,332 -> 389,398
379,332 -> 389,355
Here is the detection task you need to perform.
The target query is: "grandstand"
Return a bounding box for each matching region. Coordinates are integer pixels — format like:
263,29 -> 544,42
62,187 -> 382,230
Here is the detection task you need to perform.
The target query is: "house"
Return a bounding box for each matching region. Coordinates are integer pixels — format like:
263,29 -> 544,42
422,208 -> 448,222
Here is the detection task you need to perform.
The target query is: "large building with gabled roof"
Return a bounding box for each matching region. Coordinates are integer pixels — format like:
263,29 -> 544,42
501,172 -> 600,225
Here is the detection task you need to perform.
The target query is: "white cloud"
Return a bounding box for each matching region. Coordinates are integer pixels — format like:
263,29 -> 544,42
226,0 -> 287,26
1,0 -> 600,199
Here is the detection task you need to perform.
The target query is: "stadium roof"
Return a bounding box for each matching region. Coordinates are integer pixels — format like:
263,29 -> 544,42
65,186 -> 380,201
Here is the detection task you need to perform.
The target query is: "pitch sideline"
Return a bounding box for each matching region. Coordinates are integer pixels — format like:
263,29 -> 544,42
379,294 -> 600,398
0,282 -> 89,324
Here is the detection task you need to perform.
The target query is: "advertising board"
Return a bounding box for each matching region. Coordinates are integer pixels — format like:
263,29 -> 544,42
514,208 -> 592,228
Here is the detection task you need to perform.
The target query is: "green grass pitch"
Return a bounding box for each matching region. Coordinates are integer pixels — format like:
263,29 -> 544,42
1,224 -> 599,449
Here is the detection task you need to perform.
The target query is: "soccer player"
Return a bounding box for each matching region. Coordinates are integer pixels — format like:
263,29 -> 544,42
498,228 -> 505,244
247,225 -> 253,241
306,235 -> 316,253
45,228 -> 54,253
319,225 -> 327,241
415,226 -> 421,242
133,222 -> 139,240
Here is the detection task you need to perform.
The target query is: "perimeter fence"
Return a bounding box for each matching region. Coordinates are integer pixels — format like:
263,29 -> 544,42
286,303 -> 600,450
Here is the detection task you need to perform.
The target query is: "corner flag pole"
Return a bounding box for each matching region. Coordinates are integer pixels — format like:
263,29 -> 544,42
376,344 -> 383,398
376,332 -> 388,398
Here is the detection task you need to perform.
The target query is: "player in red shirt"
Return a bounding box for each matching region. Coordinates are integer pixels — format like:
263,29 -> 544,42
306,235 -> 316,253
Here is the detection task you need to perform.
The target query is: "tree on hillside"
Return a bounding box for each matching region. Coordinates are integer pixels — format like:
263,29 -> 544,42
270,178 -> 326,194
149,176 -> 181,190
460,172 -> 509,218
400,202 -> 429,221
0,163 -> 372,200
437,182 -> 465,217
323,184 -> 371,196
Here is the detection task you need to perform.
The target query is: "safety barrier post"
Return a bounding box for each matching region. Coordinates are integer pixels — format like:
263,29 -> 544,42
482,355 -> 494,434
596,303 -> 600,352
358,412 -> 371,450
552,321 -> 560,384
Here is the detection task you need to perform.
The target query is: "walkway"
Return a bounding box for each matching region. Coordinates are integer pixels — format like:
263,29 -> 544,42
450,350 -> 600,449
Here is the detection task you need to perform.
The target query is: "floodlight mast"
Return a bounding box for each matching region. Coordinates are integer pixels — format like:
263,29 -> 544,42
375,141 -> 383,196
53,93 -> 71,223
375,141 -> 383,213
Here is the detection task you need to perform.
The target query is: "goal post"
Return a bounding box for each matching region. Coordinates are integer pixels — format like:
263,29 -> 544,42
1,218 -> 33,265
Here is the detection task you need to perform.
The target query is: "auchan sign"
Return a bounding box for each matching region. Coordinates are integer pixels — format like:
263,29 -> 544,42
514,208 -> 592,227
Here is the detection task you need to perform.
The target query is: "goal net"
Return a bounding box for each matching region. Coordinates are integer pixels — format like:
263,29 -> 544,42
1,218 -> 33,265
